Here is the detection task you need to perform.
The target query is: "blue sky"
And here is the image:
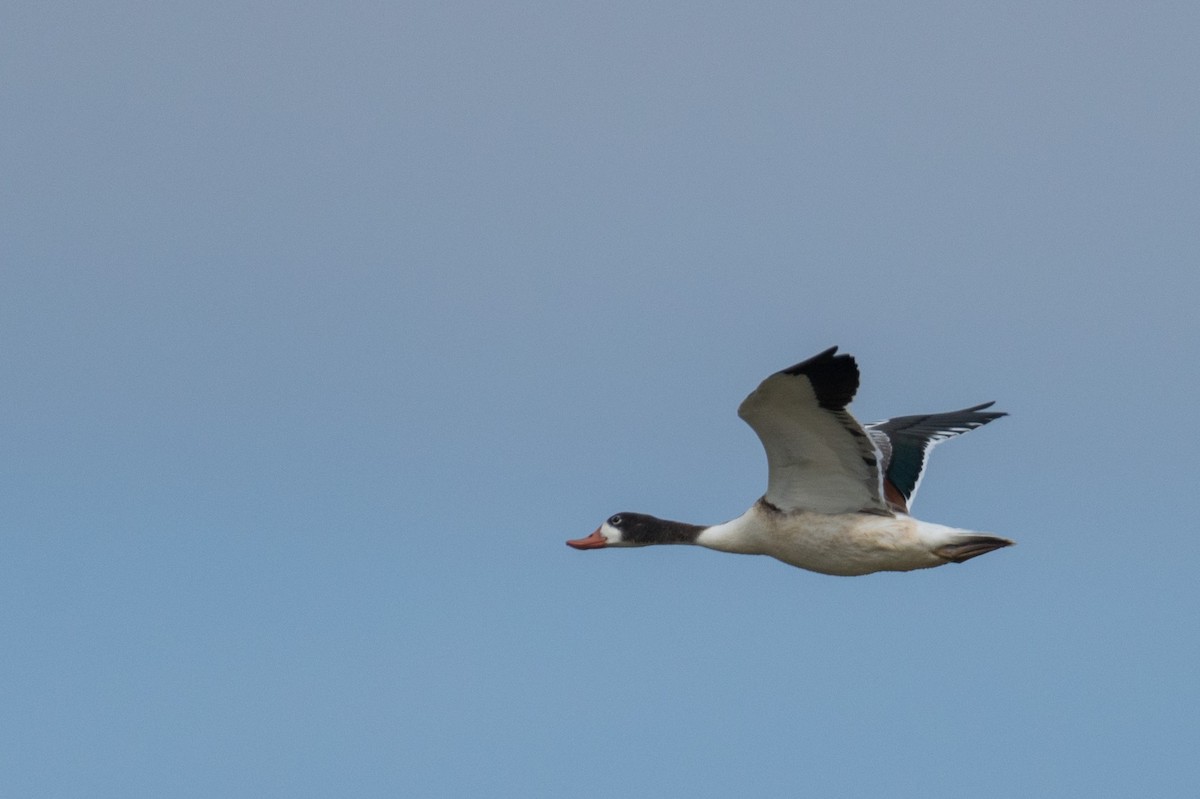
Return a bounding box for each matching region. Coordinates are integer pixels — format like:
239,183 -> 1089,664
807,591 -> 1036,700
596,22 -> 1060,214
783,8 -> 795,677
3,3 -> 1198,796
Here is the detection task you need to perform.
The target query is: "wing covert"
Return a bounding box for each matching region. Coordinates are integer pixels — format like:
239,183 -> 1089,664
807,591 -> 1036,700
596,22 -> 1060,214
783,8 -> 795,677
737,348 -> 888,515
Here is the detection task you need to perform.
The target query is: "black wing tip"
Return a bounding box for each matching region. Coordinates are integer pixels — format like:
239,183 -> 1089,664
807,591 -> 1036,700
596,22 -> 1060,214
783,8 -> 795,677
961,401 -> 1008,418
779,346 -> 859,410
780,345 -> 840,373
871,403 -> 1009,435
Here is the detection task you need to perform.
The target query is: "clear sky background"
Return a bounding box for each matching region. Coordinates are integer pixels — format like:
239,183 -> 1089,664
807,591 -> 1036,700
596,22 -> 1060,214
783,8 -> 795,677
3,3 -> 1198,797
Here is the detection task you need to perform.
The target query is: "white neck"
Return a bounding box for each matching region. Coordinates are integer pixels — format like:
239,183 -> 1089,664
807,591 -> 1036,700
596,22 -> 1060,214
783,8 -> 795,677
695,507 -> 762,554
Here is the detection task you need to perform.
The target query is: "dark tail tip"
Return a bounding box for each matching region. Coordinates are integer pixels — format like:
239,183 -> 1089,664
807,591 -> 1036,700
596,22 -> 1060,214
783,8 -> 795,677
935,535 -> 1015,564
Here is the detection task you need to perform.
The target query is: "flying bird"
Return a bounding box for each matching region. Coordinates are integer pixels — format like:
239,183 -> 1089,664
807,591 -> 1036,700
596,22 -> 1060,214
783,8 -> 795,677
567,347 -> 1013,575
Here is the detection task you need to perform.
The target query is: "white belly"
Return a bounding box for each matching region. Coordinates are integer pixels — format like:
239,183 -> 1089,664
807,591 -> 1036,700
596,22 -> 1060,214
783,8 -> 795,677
697,506 -> 950,576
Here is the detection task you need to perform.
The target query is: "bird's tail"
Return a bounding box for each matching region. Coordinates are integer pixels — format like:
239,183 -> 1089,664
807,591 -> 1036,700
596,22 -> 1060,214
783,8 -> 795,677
934,533 -> 1015,564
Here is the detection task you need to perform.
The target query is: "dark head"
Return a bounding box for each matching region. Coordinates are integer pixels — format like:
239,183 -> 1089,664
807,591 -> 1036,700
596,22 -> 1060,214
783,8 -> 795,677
567,513 -> 704,549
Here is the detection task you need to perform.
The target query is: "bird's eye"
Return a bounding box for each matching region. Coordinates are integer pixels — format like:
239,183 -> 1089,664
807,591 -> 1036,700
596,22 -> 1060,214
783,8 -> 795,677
608,514 -> 623,527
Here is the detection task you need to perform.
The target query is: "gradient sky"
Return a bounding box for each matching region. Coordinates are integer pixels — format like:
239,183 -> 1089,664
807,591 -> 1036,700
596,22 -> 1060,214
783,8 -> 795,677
3,3 -> 1198,796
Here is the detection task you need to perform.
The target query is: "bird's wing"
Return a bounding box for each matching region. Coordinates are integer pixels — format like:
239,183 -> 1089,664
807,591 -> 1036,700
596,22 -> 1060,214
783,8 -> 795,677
867,403 -> 1006,512
737,347 -> 889,515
